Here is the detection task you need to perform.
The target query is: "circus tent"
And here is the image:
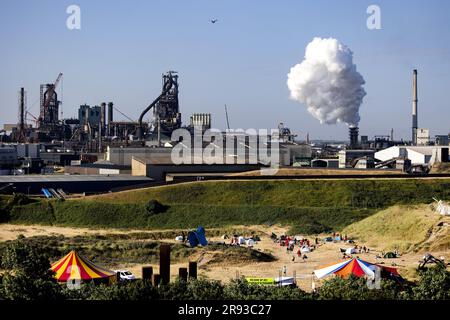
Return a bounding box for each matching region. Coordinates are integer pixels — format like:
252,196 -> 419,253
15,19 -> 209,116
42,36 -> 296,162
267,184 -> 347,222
51,251 -> 116,282
313,258 -> 399,279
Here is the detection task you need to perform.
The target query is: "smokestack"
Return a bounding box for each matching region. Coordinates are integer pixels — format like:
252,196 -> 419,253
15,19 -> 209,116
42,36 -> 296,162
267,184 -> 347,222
100,102 -> 106,136
349,127 -> 359,149
107,102 -> 113,136
412,69 -> 418,146
19,88 -> 25,130
18,87 -> 25,142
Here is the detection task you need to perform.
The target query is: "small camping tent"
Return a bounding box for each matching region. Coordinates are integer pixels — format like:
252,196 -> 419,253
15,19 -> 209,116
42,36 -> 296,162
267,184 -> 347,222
345,247 -> 356,255
187,226 -> 209,247
383,252 -> 397,259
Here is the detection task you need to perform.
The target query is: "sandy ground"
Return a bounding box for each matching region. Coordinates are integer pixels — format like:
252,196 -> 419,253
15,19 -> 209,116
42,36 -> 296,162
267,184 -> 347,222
0,224 -> 156,241
0,224 -> 448,291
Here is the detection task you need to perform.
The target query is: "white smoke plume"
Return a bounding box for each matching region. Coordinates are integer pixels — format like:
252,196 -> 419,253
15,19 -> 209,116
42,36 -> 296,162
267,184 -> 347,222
287,37 -> 366,127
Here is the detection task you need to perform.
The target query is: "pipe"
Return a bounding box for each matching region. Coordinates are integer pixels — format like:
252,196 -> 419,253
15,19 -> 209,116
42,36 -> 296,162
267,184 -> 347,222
137,73 -> 175,140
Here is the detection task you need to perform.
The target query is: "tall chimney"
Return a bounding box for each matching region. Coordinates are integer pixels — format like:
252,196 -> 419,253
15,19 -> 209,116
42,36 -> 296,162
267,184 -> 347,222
18,87 -> 25,142
107,102 -> 113,136
412,69 -> 418,146
100,102 -> 106,136
349,127 -> 359,149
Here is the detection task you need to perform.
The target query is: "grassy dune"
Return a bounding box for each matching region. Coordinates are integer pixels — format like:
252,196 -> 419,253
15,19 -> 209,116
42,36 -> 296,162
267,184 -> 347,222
343,204 -> 450,252
85,179 -> 450,208
2,179 -> 450,234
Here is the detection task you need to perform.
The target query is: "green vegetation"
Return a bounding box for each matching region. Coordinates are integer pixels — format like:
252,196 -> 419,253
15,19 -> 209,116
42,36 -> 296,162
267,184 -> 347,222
1,241 -> 449,300
0,235 -> 276,270
86,179 -> 450,208
2,179 -> 450,233
6,200 -> 374,234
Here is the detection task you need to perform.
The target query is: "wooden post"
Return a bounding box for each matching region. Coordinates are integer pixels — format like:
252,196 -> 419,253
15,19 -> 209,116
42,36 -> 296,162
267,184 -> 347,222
179,267 -> 188,282
189,261 -> 197,280
152,274 -> 161,287
142,266 -> 153,281
160,244 -> 171,285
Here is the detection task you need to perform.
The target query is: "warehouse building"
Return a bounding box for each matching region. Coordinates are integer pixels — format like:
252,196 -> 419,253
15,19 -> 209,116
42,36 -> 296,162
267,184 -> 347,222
375,146 -> 449,165
132,154 -> 263,181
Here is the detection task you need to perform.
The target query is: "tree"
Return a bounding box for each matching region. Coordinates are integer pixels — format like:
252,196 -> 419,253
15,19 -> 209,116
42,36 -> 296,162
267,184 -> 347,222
0,240 -> 63,300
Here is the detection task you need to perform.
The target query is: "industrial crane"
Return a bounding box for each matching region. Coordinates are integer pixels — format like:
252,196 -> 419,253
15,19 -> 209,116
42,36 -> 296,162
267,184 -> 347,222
26,111 -> 39,127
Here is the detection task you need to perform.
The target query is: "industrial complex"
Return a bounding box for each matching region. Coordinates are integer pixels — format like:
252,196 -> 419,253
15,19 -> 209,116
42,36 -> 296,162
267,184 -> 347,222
0,69 -> 449,196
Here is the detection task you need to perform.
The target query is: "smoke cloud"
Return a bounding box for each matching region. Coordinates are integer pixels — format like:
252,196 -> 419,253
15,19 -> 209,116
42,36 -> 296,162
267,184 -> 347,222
287,37 -> 366,127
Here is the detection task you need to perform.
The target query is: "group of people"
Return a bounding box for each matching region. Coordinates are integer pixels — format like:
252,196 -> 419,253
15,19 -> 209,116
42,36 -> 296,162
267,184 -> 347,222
332,232 -> 348,241
276,235 -> 316,263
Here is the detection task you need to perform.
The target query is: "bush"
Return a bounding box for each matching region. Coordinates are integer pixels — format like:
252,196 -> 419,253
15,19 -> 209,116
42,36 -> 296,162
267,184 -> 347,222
316,275 -> 405,300
146,199 -> 167,216
223,278 -> 310,300
8,193 -> 34,206
82,280 -> 159,300
412,266 -> 450,300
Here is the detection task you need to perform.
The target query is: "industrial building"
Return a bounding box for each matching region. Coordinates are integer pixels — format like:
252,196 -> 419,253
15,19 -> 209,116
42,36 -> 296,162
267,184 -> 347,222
375,146 -> 449,165
417,129 -> 430,146
132,155 -> 262,181
435,135 -> 450,146
0,175 -> 153,195
311,159 -> 339,168
64,160 -> 131,175
338,150 -> 376,169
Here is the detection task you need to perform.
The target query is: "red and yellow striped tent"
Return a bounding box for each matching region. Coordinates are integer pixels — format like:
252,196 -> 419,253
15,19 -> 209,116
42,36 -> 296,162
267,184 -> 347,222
51,251 -> 115,282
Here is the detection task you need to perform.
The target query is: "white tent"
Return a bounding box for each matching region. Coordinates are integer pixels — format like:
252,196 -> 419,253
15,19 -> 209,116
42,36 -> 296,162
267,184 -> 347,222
345,247 -> 356,255
300,246 -> 311,253
435,199 -> 450,216
274,277 -> 295,286
246,239 -> 255,246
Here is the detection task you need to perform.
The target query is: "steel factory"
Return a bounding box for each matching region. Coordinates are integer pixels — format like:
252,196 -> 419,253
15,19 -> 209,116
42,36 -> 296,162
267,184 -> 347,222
0,69 -> 449,196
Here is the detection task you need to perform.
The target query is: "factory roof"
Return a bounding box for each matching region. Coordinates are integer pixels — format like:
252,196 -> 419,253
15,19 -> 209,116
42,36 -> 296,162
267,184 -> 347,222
0,175 -> 152,183
132,154 -> 260,166
377,145 -> 448,156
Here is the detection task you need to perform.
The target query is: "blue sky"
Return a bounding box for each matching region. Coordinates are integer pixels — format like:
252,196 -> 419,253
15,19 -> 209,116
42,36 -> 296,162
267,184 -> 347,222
0,0 -> 449,140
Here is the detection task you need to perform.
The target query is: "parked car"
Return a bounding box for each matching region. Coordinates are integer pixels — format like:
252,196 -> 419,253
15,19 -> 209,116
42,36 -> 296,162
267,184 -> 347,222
114,270 -> 136,281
